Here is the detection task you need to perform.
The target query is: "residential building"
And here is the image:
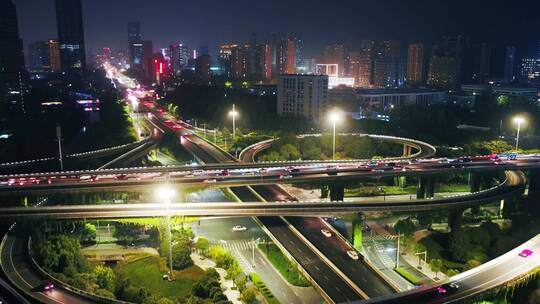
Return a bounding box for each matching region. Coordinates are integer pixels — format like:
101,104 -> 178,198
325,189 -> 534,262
407,43 -> 425,84
277,74 -> 328,123
195,54 -> 211,83
357,40 -> 374,87
277,36 -> 296,75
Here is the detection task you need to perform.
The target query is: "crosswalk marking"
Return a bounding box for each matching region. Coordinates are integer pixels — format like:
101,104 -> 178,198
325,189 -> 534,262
214,241 -> 255,252
363,234 -> 398,241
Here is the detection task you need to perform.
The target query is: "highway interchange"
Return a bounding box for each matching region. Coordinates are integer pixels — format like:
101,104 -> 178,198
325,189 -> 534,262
1,64 -> 540,304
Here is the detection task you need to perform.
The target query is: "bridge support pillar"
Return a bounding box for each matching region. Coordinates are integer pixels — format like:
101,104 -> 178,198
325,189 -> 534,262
352,213 -> 364,251
402,145 -> 414,157
417,176 -> 435,199
469,173 -> 482,193
527,169 -> 540,213
329,183 -> 345,201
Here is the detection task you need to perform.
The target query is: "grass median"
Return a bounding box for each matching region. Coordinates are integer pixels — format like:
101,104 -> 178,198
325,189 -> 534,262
258,243 -> 310,287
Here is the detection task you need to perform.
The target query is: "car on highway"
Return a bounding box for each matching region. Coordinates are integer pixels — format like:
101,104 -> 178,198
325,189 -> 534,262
116,174 -> 129,180
204,179 -> 217,183
321,229 -> 332,237
347,250 -> 360,260
39,280 -> 55,291
280,174 -> 293,179
232,225 -> 247,231
519,249 -> 534,257
437,282 -> 459,295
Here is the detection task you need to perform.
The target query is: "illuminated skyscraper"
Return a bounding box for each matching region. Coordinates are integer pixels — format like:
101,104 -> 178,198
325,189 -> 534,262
357,40 -> 374,87
322,44 -> 346,77
55,0 -> 86,72
277,36 -> 296,75
128,22 -> 143,66
260,43 -> 272,81
407,43 -> 425,85
277,74 -> 328,123
374,40 -> 403,88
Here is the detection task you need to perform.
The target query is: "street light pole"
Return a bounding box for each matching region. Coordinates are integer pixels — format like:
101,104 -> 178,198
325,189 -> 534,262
395,234 -> 401,269
157,187 -> 176,280
56,126 -> 64,171
252,237 -> 260,267
229,104 -> 238,139
515,119 -> 523,150
332,118 -> 336,160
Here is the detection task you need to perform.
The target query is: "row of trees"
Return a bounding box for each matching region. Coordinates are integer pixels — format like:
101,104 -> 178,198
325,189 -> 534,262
259,134 -> 402,161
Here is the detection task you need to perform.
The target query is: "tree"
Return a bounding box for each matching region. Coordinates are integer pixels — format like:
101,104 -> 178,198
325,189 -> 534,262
465,259 -> 481,270
429,259 -> 443,279
113,222 -> 141,246
172,243 -> 194,270
446,269 -> 459,277
241,285 -> 258,304
79,223 -> 97,243
448,228 -> 470,262
92,265 -> 116,292
195,237 -> 210,254
469,227 -> 491,247
279,144 -> 301,160
393,217 -> 416,238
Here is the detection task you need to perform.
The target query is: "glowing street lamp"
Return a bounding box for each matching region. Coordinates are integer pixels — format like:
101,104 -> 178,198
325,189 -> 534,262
513,116 -> 525,151
156,186 -> 176,280
229,104 -> 239,139
328,110 -> 342,160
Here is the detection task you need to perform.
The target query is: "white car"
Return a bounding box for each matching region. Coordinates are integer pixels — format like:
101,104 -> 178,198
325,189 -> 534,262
232,225 -> 247,232
280,175 -> 293,179
204,179 -> 217,183
321,229 -> 332,238
347,250 -> 360,260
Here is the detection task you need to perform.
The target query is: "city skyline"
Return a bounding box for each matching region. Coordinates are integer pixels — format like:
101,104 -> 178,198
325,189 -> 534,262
13,0 -> 540,57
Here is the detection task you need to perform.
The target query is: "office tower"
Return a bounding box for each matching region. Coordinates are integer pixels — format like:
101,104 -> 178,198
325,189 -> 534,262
195,54 -> 211,83
357,40 -> 374,87
504,46 -> 516,83
294,34 -> 303,71
260,43 -> 272,81
128,22 -> 143,66
230,45 -> 249,78
28,41 -> 50,71
407,43 -> 425,84
0,0 -> 25,83
27,39 -> 62,72
348,51 -> 360,85
55,0 -> 86,72
442,35 -> 465,88
277,74 -> 328,123
277,36 -> 296,75
219,44 -> 238,77
0,0 -> 25,115
248,33 -> 258,77
142,41 -> 154,82
470,43 -> 491,83
428,55 -> 457,89
373,40 -> 403,88
322,44 -> 346,77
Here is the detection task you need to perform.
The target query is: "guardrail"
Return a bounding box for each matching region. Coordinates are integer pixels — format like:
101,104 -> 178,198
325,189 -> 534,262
238,133 -> 437,164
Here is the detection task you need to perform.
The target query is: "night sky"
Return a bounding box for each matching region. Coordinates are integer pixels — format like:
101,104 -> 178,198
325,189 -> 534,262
13,0 -> 540,57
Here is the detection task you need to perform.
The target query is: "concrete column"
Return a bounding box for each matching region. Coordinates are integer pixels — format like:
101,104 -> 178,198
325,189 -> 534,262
352,213 -> 364,251
329,183 -> 345,201
402,145 -> 414,157
529,169 -> 540,197
417,176 -> 435,199
469,173 -> 482,193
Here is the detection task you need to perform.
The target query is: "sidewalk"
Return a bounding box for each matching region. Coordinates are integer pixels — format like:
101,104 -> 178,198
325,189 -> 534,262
400,250 -> 445,282
192,253 -> 242,304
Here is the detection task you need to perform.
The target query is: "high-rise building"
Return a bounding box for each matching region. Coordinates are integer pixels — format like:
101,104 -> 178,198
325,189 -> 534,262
428,56 -> 457,89
27,39 -> 60,72
127,22 -> 143,66
142,41 -> 154,82
230,45 -> 249,78
407,43 -> 425,85
504,46 -> 516,83
277,36 -> 296,75
259,44 -> 272,81
248,33 -> 258,77
55,0 -> 86,72
373,40 -> 403,88
219,44 -> 238,78
0,0 -> 25,114
357,40 -> 374,88
470,43 -> 491,83
195,54 -> 211,83
169,44 -> 189,76
277,74 -> 328,123
321,44 -> 346,77
28,41 -> 50,71
442,35 -> 465,88
348,51 -> 360,85
520,57 -> 539,83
